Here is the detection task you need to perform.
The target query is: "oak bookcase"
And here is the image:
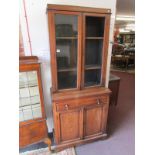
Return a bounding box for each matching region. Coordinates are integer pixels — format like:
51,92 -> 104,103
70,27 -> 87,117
47,4 -> 111,150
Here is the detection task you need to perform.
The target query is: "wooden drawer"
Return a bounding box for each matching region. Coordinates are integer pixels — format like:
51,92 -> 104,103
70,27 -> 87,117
56,95 -> 109,112
19,120 -> 47,147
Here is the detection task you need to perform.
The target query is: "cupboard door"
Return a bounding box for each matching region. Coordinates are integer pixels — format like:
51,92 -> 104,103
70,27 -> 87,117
83,15 -> 106,87
58,109 -> 81,143
84,102 -> 108,138
53,13 -> 82,90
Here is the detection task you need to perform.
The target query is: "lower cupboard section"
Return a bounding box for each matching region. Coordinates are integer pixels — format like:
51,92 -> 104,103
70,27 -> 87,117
53,95 -> 110,145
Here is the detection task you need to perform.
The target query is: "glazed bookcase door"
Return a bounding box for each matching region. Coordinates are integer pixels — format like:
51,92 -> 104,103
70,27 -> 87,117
82,14 -> 110,88
48,11 -> 82,91
19,71 -> 42,122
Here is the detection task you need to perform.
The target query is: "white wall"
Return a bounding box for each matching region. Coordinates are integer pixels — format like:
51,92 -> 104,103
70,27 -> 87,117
19,0 -> 117,132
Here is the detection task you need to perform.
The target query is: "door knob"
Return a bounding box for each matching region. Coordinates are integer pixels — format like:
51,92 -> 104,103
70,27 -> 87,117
97,99 -> 100,105
65,104 -> 69,110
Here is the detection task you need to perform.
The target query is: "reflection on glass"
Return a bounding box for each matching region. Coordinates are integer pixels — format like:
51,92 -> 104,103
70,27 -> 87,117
56,39 -> 77,69
55,14 -> 78,89
55,14 -> 78,37
19,71 -> 42,122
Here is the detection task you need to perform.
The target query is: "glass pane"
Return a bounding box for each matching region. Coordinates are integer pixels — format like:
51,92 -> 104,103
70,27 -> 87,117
31,96 -> 40,104
55,14 -> 78,89
56,39 -> 77,69
55,14 -> 78,37
19,71 -> 42,122
29,86 -> 39,96
22,105 -> 33,121
85,39 -> 103,66
20,97 -> 31,106
58,71 -> 77,89
32,104 -> 42,118
84,16 -> 105,87
19,88 -> 30,98
19,108 -> 24,122
19,72 -> 27,88
84,69 -> 101,87
86,16 -> 105,37
27,71 -> 38,86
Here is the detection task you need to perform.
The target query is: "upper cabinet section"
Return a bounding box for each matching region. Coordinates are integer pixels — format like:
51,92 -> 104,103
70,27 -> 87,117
47,5 -> 111,92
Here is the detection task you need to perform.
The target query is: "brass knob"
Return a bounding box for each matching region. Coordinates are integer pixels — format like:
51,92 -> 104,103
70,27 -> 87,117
97,99 -> 100,105
65,104 -> 69,110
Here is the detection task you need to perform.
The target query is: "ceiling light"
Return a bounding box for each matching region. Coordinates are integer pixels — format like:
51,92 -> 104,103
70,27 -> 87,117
119,28 -> 132,33
116,15 -> 135,21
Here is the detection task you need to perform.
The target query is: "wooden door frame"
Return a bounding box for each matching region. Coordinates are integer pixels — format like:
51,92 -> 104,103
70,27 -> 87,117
81,13 -> 111,88
102,14 -> 110,86
48,10 -> 82,92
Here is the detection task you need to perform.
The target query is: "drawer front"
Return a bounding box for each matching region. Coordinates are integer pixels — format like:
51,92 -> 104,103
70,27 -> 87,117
56,95 -> 109,112
19,120 -> 47,147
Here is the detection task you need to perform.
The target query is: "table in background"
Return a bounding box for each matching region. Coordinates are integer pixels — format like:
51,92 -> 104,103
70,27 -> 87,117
109,74 -> 120,106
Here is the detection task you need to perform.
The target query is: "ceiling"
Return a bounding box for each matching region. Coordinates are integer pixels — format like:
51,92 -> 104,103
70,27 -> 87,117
115,0 -> 135,32
116,0 -> 135,16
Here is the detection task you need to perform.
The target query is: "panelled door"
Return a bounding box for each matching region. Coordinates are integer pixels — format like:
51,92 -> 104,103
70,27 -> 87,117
83,101 -> 109,138
58,108 -> 82,143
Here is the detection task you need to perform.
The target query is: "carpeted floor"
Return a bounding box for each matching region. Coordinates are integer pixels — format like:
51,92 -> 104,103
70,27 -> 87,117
75,71 -> 135,155
111,65 -> 135,74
